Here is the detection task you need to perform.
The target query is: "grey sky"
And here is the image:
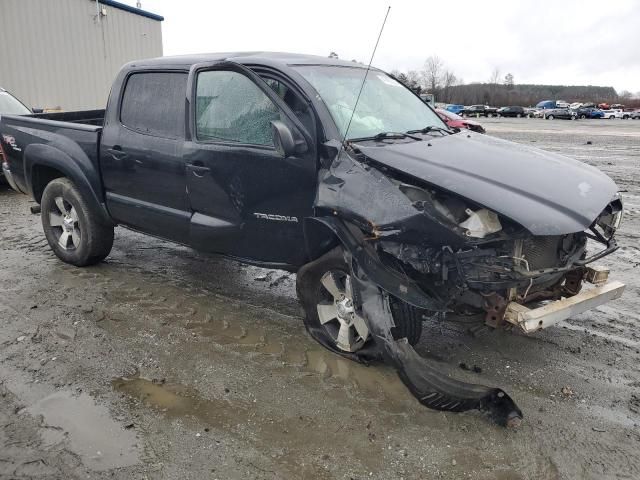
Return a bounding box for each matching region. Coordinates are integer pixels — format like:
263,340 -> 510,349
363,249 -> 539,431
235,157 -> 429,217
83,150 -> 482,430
122,0 -> 640,93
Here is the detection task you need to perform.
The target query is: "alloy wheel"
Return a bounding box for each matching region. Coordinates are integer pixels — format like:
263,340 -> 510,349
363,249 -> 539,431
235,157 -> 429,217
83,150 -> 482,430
316,270 -> 369,352
49,196 -> 81,250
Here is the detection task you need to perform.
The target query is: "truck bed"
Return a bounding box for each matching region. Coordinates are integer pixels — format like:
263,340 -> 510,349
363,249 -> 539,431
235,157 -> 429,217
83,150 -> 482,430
0,110 -> 104,196
31,109 -> 105,127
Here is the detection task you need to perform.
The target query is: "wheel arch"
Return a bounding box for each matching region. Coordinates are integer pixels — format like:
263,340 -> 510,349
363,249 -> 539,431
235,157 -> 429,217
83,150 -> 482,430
24,144 -> 114,225
306,216 -> 446,311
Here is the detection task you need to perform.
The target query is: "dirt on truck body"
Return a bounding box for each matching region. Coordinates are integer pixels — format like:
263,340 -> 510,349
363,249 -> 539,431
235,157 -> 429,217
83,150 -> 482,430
0,52 -> 625,426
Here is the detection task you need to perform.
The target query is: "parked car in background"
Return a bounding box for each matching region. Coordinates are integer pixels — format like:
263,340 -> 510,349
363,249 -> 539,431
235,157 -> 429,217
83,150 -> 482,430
598,103 -> 610,110
601,109 -> 629,119
445,104 -> 465,115
575,107 -> 604,119
0,88 -> 31,116
544,108 -> 577,120
436,108 -> 486,133
610,104 -> 625,110
631,110 -> 640,119
497,106 -> 526,118
536,100 -> 557,110
0,88 -> 32,182
460,105 -> 498,117
555,100 -> 570,108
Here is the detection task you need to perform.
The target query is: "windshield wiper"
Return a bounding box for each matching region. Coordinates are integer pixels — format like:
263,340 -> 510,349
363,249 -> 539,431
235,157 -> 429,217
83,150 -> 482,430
351,131 -> 423,142
406,126 -> 453,136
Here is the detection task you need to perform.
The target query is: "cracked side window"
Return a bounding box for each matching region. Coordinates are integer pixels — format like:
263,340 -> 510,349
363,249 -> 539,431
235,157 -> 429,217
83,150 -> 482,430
195,70 -> 281,146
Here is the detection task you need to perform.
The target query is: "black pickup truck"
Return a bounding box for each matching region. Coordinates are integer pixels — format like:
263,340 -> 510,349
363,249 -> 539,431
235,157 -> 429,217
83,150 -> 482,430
0,52 -> 625,426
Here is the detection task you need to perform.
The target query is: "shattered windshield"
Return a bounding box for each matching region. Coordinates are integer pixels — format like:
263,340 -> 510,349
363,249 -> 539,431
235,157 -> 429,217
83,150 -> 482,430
293,65 -> 445,140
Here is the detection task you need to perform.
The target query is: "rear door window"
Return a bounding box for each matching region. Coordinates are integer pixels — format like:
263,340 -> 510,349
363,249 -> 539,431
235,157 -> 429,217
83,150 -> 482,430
195,70 -> 281,145
120,72 -> 187,139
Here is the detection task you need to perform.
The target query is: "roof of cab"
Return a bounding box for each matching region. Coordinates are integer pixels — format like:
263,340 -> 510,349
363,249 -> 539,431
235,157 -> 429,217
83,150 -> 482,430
126,52 -> 370,70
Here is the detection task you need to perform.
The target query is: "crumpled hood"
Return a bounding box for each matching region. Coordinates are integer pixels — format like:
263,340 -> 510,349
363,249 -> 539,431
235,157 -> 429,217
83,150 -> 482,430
354,133 -> 618,235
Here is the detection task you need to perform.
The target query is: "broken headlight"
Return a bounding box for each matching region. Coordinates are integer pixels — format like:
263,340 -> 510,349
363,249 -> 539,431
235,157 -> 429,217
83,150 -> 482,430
596,194 -> 623,238
397,183 -> 503,238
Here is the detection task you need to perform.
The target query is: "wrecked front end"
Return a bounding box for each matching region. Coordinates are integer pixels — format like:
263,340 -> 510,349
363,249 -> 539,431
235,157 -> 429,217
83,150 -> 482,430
311,137 -> 625,426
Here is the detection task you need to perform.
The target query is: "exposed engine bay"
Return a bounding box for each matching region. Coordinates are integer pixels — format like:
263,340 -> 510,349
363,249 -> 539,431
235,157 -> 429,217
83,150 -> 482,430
307,138 -> 625,426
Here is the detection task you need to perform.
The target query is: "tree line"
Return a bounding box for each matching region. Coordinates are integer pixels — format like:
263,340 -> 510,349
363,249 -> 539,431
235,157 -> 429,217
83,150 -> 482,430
387,55 -> 639,108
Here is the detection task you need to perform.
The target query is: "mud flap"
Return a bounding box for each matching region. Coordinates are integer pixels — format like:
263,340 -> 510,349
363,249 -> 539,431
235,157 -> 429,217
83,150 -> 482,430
351,266 -> 523,428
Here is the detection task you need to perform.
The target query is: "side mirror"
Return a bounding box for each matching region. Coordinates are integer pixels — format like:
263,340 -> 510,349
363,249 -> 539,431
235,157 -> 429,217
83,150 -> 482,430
271,120 -> 308,158
32,108 -> 43,114
271,120 -> 296,158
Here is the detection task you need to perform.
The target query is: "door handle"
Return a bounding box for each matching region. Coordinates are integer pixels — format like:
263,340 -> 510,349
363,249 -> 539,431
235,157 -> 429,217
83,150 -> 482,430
187,162 -> 211,177
107,146 -> 128,161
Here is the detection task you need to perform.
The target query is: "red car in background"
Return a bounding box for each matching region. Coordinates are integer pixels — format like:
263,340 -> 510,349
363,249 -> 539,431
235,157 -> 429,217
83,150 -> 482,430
436,108 -> 486,134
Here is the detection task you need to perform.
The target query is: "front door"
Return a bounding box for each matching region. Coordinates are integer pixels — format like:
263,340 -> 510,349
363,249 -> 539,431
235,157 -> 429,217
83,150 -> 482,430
184,64 -> 317,266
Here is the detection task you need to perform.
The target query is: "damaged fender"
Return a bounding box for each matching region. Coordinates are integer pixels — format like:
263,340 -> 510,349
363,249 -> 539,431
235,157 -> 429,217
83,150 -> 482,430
350,264 -> 523,428
308,216 -> 445,311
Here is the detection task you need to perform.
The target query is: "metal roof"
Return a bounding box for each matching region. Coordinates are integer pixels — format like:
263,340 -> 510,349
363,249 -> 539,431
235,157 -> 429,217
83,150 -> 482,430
99,0 -> 164,21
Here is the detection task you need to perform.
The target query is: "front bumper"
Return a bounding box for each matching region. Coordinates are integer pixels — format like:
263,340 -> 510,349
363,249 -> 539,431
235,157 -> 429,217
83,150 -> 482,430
1,162 -> 20,192
504,280 -> 625,333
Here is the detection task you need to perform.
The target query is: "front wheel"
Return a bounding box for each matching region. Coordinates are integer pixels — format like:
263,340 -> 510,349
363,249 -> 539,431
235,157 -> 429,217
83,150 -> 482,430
296,248 -> 423,353
547,115 -> 554,120
41,178 -> 114,266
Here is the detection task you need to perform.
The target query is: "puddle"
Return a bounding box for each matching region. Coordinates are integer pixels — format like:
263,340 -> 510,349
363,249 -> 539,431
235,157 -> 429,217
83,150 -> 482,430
112,377 -> 248,428
27,391 -> 139,471
303,349 -> 412,406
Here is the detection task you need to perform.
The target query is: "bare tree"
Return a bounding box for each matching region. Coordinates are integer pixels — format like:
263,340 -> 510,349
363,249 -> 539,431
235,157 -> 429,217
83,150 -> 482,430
441,70 -> 458,103
488,67 -> 501,104
489,68 -> 501,85
423,56 -> 443,93
328,51 -> 339,59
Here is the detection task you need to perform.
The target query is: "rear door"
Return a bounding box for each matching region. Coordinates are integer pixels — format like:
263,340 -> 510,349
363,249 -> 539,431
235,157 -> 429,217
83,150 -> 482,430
183,63 -> 317,266
101,70 -> 191,243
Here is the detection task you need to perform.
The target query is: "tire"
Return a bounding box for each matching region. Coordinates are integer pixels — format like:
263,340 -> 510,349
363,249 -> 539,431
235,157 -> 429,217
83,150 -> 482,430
623,115 -> 629,120
296,247 -> 423,353
547,115 -> 554,120
516,113 -> 522,118
41,177 -> 114,266
580,114 -> 586,119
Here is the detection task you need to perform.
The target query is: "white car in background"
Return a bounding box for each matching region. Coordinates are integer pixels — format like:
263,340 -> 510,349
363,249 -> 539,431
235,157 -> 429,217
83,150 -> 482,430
601,109 -> 631,119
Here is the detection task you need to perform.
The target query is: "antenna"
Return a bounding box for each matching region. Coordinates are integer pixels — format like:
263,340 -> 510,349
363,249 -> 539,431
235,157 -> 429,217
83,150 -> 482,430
341,6 -> 391,145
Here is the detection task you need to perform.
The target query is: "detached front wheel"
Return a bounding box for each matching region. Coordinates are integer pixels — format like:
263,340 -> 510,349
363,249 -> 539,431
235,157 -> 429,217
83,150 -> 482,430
41,177 -> 114,266
297,247 -> 423,353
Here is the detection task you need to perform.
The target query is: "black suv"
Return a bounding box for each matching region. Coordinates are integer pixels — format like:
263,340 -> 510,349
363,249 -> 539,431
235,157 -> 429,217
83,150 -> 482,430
460,105 -> 498,117
497,106 -> 526,118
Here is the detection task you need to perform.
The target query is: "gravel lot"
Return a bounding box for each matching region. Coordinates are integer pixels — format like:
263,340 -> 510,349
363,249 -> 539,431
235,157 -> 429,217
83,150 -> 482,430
1,117 -> 639,479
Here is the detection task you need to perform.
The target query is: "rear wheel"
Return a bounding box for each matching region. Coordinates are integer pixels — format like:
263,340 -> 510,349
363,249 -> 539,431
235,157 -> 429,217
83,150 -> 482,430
41,178 -> 114,266
580,114 -> 586,119
547,115 -> 554,120
516,113 -> 522,118
297,247 -> 423,352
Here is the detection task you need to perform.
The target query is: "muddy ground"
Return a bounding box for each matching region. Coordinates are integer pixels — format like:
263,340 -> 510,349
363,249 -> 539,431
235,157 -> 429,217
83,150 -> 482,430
1,117 -> 639,480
